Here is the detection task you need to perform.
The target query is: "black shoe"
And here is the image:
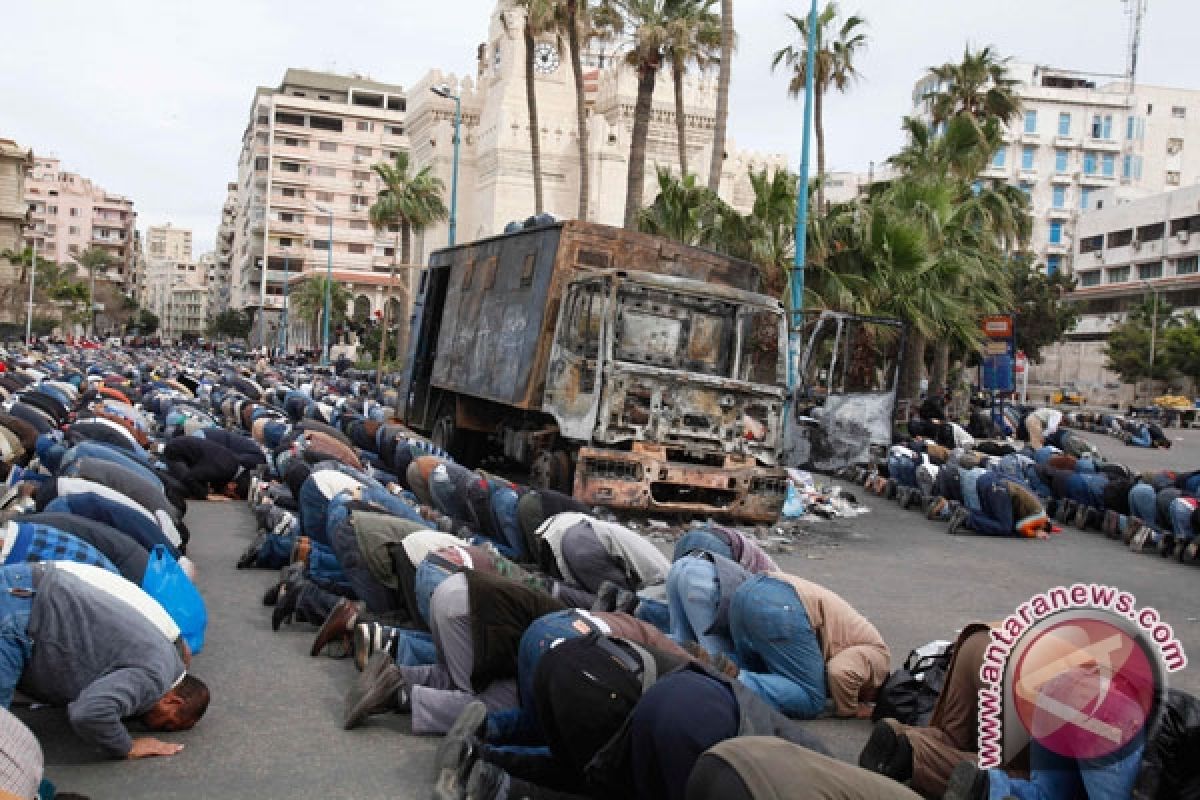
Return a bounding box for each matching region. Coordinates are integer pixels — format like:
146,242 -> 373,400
943,760 -> 988,800
465,762 -> 511,800
1083,508 -> 1103,531
947,506 -> 970,535
1158,533 -> 1176,558
432,701 -> 488,799
858,719 -> 913,782
271,579 -> 305,631
236,531 -> 266,569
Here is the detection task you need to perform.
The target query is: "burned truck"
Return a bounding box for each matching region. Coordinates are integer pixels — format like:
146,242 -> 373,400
399,220 -> 789,523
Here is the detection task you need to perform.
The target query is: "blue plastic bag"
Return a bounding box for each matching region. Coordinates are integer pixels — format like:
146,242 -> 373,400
141,545 -> 207,655
781,482 -> 806,519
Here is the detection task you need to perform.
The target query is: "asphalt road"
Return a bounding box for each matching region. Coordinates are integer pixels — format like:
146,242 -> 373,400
21,425 -> 1200,798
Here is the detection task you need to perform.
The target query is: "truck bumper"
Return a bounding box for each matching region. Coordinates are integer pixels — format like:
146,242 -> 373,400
573,443 -> 787,524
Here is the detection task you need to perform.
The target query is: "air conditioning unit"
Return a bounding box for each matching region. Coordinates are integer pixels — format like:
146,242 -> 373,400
354,180 -> 365,189
1178,230 -> 1191,243
1093,250 -> 1104,259
353,155 -> 364,164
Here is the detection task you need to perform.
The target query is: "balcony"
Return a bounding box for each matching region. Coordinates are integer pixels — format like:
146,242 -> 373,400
1045,241 -> 1069,255
1019,168 -> 1038,181
1049,171 -> 1073,185
982,165 -> 1008,179
1020,131 -> 1041,145
1079,172 -> 1116,187
1083,137 -> 1122,152
1054,135 -> 1079,149
1046,206 -> 1074,220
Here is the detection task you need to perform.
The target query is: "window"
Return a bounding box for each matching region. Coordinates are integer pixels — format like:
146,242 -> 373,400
349,219 -> 368,230
316,166 -> 337,177
318,94 -> 331,101
347,243 -> 367,254
1055,149 -> 1068,173
279,161 -> 301,173
278,238 -> 294,247
356,120 -> 374,132
387,97 -> 406,112
1176,256 -> 1199,275
279,212 -> 303,223
1083,152 -> 1097,174
46,205 -> 57,214
1106,266 -> 1130,283
68,226 -> 80,235
992,147 -> 1006,168
1058,112 -> 1071,136
312,239 -> 330,251
1052,186 -> 1066,208
1049,220 -> 1063,244
1101,153 -> 1115,177
352,170 -> 371,182
1080,187 -> 1092,211
350,194 -> 370,207
1136,222 -> 1164,241
1107,229 -> 1133,248
374,245 -> 395,257
354,146 -> 372,157
1091,114 -> 1113,139
1137,262 -> 1163,280
310,115 -> 343,131
1046,255 -> 1061,275
275,111 -> 305,126
281,187 -> 305,198
1021,146 -> 1035,170
1024,110 -> 1037,133
1167,137 -> 1184,155
1167,171 -> 1181,186
69,208 -> 79,217
1019,182 -> 1033,198
1123,154 -> 1144,180
281,137 -> 302,147
315,191 -> 334,203
1172,106 -> 1187,119
1079,270 -> 1101,287
254,156 -> 269,171
318,141 -> 338,152
386,125 -> 404,136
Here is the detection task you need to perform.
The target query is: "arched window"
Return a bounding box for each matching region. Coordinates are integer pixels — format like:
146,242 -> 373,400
353,294 -> 371,323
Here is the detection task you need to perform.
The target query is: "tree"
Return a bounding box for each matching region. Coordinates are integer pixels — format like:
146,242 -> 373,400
1104,295 -> 1179,383
1163,316 -> 1200,386
564,0 -> 595,218
289,275 -> 352,352
73,247 -> 113,336
1009,258 -> 1078,364
513,0 -> 556,214
665,0 -> 720,176
208,309 -> 253,340
370,150 -> 448,369
771,2 -> 868,212
133,309 -> 160,336
926,45 -> 1022,132
707,0 -> 733,193
596,0 -> 694,228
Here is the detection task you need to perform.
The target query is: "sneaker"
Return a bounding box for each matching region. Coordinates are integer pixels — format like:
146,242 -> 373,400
1129,525 -> 1156,553
943,761 -> 989,800
1122,517 -> 1145,545
1183,540 -> 1200,565
1102,510 -> 1120,539
432,701 -> 488,799
1071,503 -> 1090,530
1157,533 -> 1176,558
1056,500 -> 1075,524
343,652 -> 408,730
947,506 -> 970,535
926,496 -> 948,521
4,467 -> 23,489
353,621 -> 399,672
1083,508 -> 1103,531
465,762 -> 511,800
858,719 -> 913,782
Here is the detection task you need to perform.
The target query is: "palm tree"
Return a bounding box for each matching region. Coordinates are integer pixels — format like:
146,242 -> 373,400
595,0 -> 682,229
513,0 -> 557,215
0,245 -> 36,308
771,3 -> 868,212
666,0 -> 720,176
558,0 -> 596,219
926,45 -> 1022,130
289,275 -> 352,352
706,0 -> 733,193
370,151 -> 448,368
73,247 -> 113,336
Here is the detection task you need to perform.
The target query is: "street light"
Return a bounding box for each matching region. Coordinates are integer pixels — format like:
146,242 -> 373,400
279,246 -> 291,355
430,84 -> 461,246
25,236 -> 38,346
313,203 -> 334,365
787,0 -> 818,394
1142,279 -> 1160,378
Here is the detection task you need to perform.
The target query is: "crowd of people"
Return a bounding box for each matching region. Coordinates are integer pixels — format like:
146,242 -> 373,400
0,344 -> 1193,800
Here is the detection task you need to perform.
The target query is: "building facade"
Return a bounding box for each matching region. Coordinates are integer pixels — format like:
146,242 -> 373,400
224,1 -> 785,351
146,223 -> 193,263
0,139 -> 32,321
910,64 -> 1200,278
22,157 -> 136,289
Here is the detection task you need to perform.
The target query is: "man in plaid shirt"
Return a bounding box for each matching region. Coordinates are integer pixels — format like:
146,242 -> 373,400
0,521 -> 119,574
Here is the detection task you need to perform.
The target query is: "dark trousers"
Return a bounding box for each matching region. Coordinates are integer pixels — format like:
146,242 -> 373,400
966,472 -> 1015,537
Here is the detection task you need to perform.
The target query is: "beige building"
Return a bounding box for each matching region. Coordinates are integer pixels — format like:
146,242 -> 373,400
146,223 -> 193,263
226,1 -> 785,351
212,183 -> 238,314
0,139 -> 32,320
910,64 -> 1200,280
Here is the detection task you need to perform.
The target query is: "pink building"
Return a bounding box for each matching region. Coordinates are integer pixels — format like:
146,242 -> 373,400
24,157 -> 136,287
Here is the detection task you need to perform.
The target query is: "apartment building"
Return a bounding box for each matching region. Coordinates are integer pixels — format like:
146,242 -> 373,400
22,157 -> 136,288
910,64 -> 1200,278
213,182 -> 238,314
146,223 -> 193,263
227,69 -> 410,345
0,140 -> 32,322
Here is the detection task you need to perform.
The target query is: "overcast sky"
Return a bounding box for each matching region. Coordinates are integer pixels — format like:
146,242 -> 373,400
1,0 -> 1193,254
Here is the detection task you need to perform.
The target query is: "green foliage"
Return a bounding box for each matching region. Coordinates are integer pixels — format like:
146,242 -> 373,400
289,276 -> 352,346
133,309 -> 160,335
1105,295 -> 1183,383
1163,316 -> 1200,384
1008,258 -> 1079,364
369,151 -> 448,263
208,309 -> 253,339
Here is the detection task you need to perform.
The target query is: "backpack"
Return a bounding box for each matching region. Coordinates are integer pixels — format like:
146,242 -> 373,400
872,640 -> 953,726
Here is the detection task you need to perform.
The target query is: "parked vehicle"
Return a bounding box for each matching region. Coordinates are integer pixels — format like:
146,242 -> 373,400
400,220 -> 789,522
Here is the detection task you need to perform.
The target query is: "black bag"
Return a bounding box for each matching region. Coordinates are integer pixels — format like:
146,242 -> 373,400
872,643 -> 952,726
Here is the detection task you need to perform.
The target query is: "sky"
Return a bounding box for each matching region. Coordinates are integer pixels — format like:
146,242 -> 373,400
1,0 -> 1195,255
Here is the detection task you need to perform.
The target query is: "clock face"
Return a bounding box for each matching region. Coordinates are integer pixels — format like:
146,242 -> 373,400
533,42 -> 560,75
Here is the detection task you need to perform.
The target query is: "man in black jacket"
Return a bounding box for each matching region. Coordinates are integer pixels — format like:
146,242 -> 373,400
160,435 -> 249,500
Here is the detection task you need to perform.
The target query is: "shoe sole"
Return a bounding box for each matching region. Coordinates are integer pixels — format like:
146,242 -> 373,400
353,623 -> 375,672
343,661 -> 404,730
858,720 -> 899,775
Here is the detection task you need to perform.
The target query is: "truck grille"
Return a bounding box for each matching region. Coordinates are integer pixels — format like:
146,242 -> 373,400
582,457 -> 643,482
650,483 -> 738,508
749,476 -> 788,496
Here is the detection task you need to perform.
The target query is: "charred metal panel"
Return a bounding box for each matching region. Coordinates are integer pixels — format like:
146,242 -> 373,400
783,311 -> 904,471
574,443 -> 786,523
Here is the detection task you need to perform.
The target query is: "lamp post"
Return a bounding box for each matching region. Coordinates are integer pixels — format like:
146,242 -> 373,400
787,0 -> 819,392
431,84 -> 461,246
313,203 -> 334,365
279,247 -> 291,355
1142,280 -> 1159,378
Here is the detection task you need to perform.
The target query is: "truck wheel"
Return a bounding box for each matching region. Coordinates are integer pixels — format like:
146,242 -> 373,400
531,449 -> 573,494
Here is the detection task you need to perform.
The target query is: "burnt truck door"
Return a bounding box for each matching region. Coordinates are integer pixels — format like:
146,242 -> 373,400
542,277 -> 609,441
782,311 -> 904,470
400,263 -> 452,430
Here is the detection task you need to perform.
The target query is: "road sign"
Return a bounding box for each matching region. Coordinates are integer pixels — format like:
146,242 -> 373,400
981,314 -> 1016,393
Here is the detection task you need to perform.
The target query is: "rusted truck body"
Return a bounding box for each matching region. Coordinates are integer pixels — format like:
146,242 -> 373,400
399,220 -> 789,522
